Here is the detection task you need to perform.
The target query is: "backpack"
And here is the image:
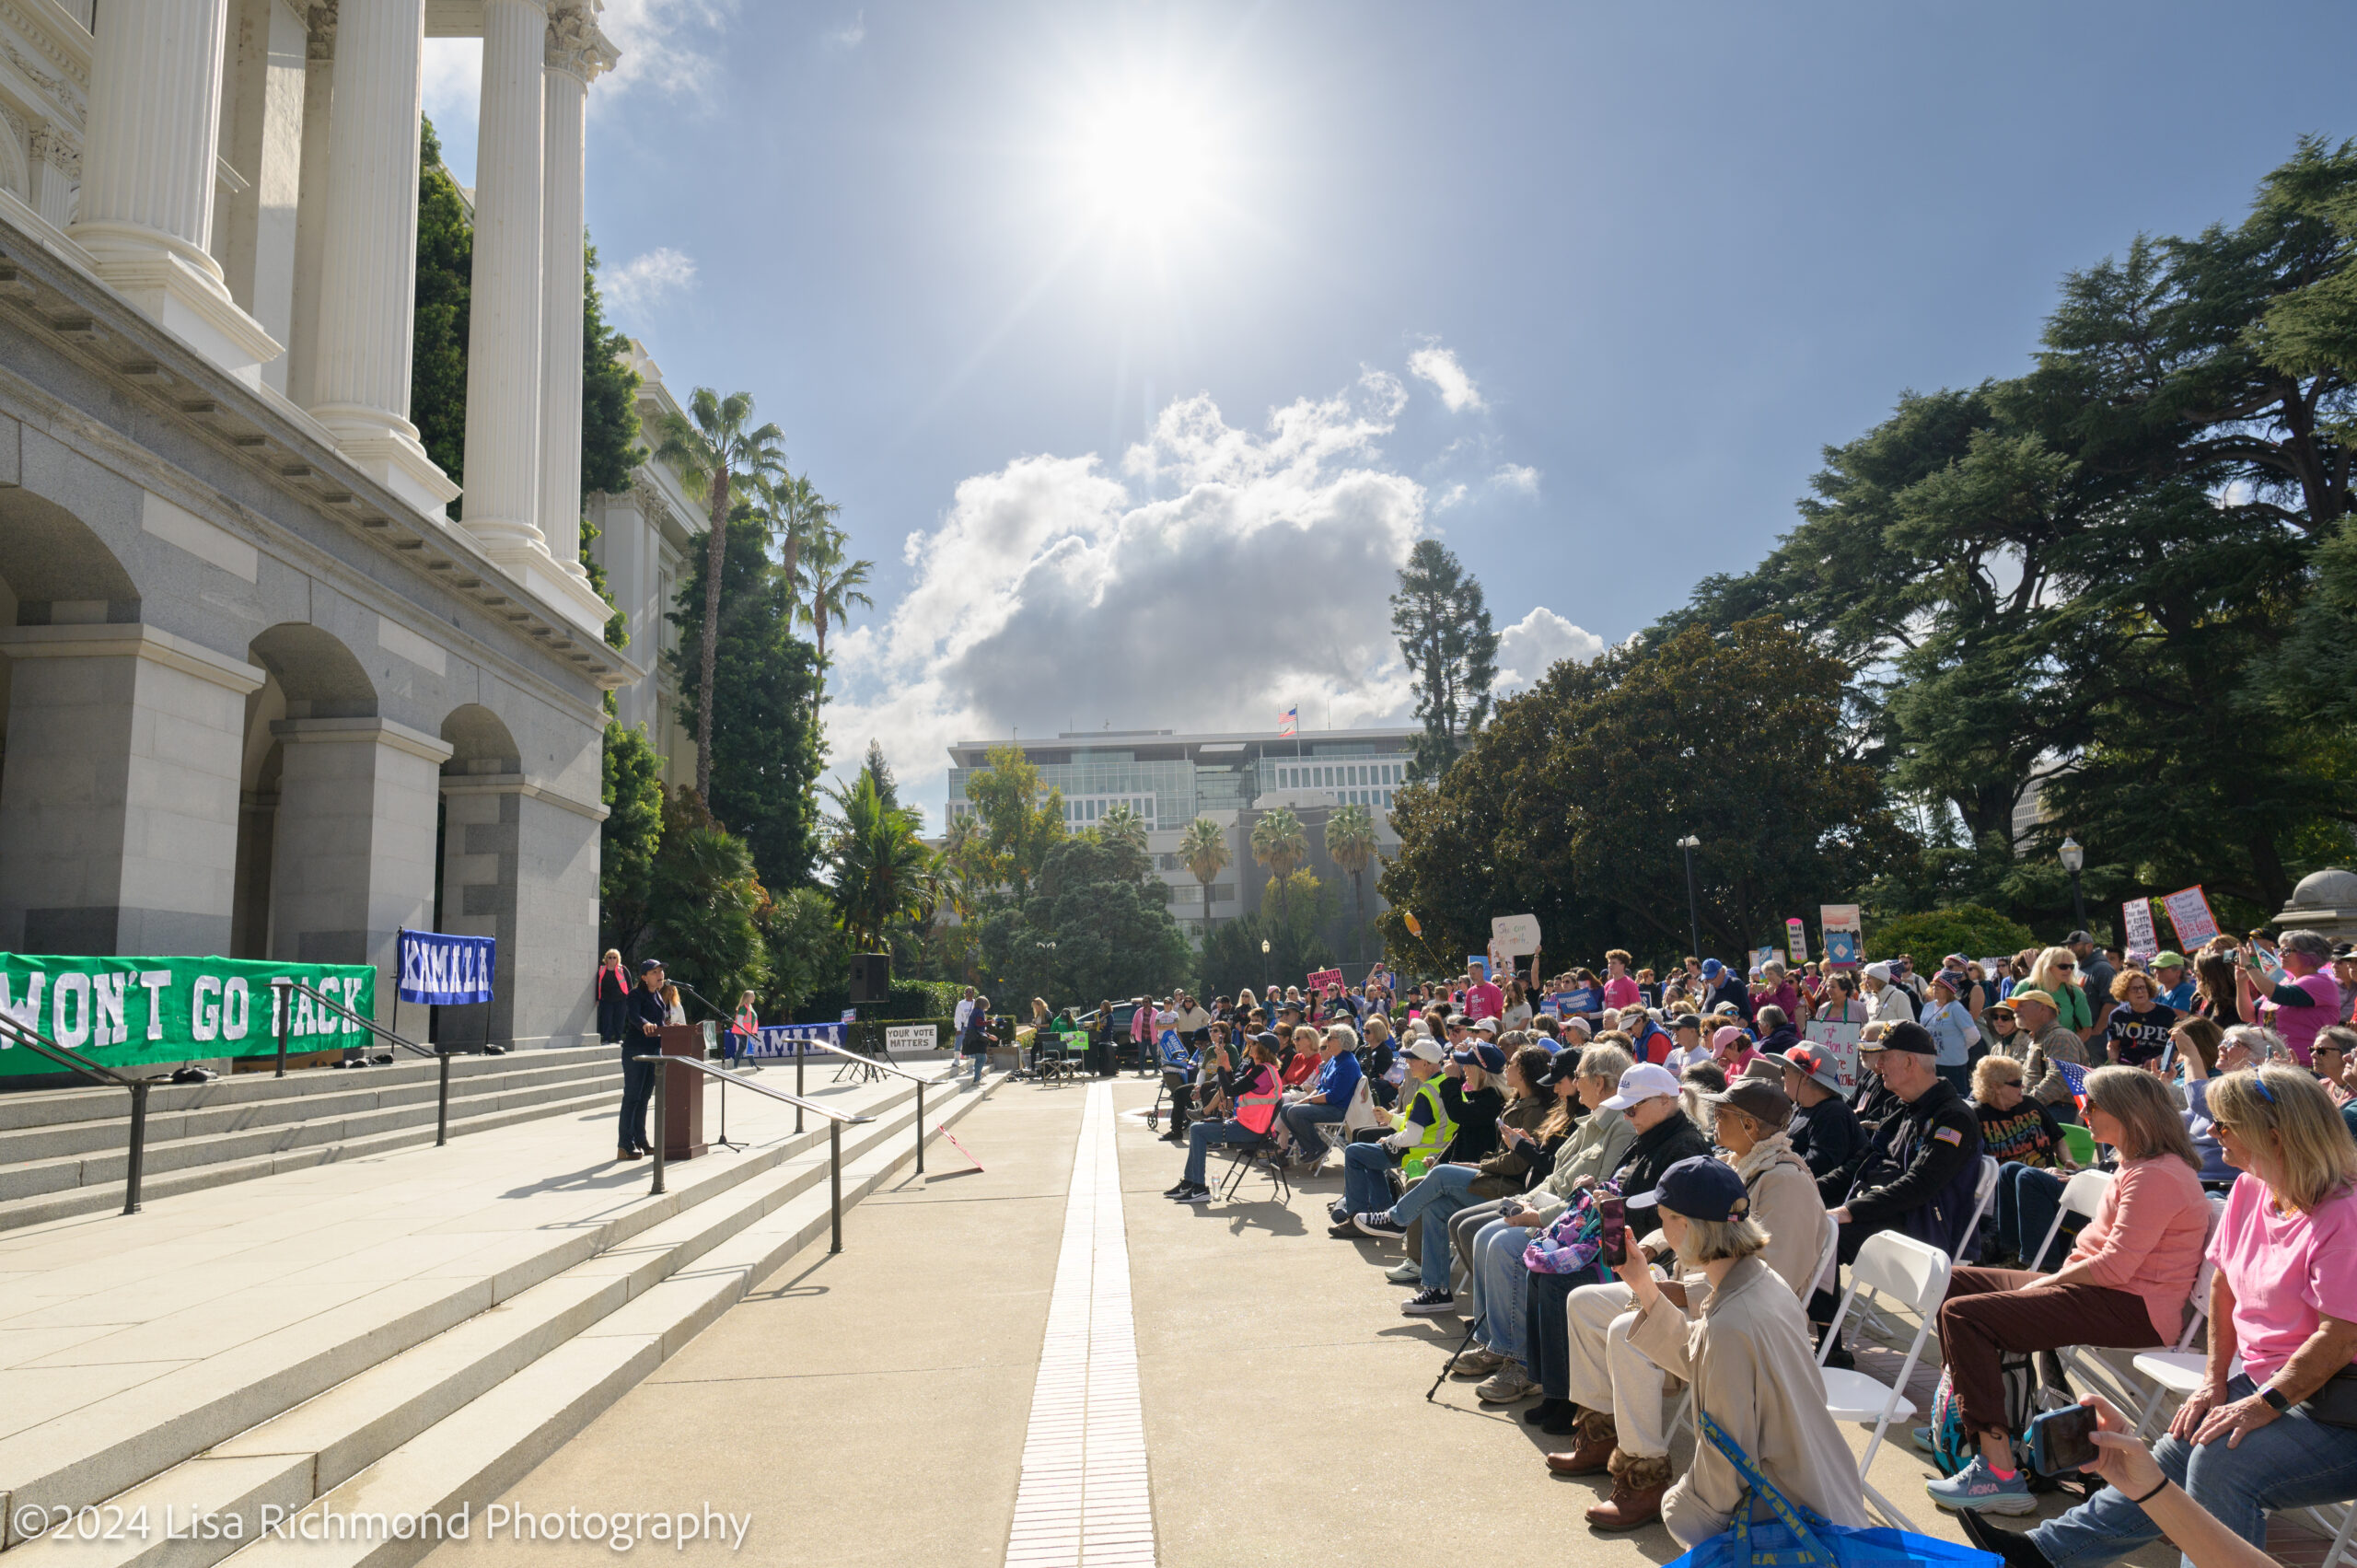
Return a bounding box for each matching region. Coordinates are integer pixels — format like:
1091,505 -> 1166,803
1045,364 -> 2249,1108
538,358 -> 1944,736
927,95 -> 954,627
1927,1351 -> 2061,1490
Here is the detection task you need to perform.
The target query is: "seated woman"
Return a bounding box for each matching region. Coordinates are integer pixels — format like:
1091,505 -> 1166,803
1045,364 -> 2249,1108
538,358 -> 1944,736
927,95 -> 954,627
1611,1156 -> 1873,1548
1353,1041 -> 1543,1310
2169,1015 -> 2238,1190
1451,1043 -> 1637,1395
1163,1036 -> 1283,1203
1974,1053 -> 2081,1268
1330,1036 -> 1450,1233
1360,1015 -> 1400,1109
1438,1042 -> 1581,1288
1545,1077 -> 1829,1531
1967,1066 -> 2357,1568
1927,1067 -> 2209,1517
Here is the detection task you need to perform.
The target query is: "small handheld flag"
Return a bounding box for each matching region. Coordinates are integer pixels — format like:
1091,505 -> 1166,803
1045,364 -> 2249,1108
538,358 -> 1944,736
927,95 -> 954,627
2056,1058 -> 2091,1110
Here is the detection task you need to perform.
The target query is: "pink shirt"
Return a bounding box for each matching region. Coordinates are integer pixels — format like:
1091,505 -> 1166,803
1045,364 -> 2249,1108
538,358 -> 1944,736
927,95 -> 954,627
2066,1156 -> 2211,1341
1466,981 -> 1504,1020
1602,975 -> 1642,1012
2208,1174 -> 2357,1383
2259,970 -> 2343,1065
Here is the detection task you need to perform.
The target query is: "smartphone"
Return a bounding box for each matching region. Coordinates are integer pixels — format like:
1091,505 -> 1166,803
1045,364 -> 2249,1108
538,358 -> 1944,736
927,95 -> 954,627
1597,1194 -> 1628,1267
2028,1404 -> 2099,1474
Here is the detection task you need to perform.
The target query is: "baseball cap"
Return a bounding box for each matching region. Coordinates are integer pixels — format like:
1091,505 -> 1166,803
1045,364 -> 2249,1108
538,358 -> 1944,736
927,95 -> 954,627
1453,1042 -> 1508,1074
2154,951 -> 2188,969
2065,931 -> 2095,947
1534,1048 -> 1584,1089
1562,1015 -> 1595,1036
1401,1038 -> 1446,1063
1781,1044 -> 1842,1093
1473,1016 -> 1500,1035
2007,987 -> 2058,1011
1863,961 -> 1894,982
1672,1012 -> 1702,1032
638,958 -> 666,973
1701,958 -> 1724,979
1874,1021 -> 1937,1056
1710,1000 -> 1741,1017
1626,1155 -> 1749,1223
1601,1061 -> 1682,1110
1711,1025 -> 1749,1052
1706,1076 -> 1794,1130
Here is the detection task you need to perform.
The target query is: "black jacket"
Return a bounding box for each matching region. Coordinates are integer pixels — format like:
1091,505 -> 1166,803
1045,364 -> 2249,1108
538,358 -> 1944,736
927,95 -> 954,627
1789,1093 -> 1863,1180
1826,1076 -> 1982,1238
1610,1109 -> 1714,1239
624,985 -> 668,1056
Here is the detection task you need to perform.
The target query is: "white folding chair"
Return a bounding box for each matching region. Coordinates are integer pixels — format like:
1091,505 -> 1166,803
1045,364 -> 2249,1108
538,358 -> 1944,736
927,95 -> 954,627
1964,1156 -> 2001,1243
2029,1167 -> 2113,1275
2302,1502 -> 2356,1568
1816,1230 -> 1952,1530
2123,1195 -> 2229,1437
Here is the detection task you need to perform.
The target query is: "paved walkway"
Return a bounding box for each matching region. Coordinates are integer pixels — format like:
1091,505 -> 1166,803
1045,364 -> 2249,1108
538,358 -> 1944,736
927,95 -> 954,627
436,1078 -> 2201,1568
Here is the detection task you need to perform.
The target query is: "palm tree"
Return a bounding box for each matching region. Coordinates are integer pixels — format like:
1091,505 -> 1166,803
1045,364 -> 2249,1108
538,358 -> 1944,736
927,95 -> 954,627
827,767 -> 928,954
1097,802 -> 1148,855
796,521 -> 875,708
1325,803 -> 1380,963
1250,807 -> 1308,927
757,470 -> 835,629
1178,817 -> 1230,927
655,389 -> 786,803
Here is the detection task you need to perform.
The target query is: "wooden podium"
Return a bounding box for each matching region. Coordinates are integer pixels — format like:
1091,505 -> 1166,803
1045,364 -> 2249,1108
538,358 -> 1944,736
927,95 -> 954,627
657,1025 -> 708,1159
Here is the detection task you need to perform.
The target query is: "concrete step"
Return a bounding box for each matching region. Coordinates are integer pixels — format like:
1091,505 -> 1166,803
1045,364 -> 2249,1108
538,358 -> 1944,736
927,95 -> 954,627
0,1077 -> 623,1232
0,1073 -> 1001,1568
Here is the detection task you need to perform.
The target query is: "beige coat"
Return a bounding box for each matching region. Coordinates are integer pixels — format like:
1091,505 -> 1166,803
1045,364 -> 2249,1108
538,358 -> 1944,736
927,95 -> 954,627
1628,1255 -> 1872,1548
1746,1145 -> 1829,1299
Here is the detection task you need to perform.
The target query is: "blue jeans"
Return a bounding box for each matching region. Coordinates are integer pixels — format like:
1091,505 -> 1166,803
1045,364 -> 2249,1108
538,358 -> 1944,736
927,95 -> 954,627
2031,1373 -> 2357,1568
1470,1219 -> 1534,1363
968,1048 -> 985,1085
1341,1141 -> 1398,1214
1996,1161 -> 2066,1268
1182,1119 -> 1260,1187
1392,1163 -> 1480,1288
1281,1100 -> 1347,1161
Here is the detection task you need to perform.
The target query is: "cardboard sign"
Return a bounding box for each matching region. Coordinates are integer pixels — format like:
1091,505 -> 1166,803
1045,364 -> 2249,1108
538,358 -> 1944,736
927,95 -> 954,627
1786,918 -> 1808,965
1752,946 -> 1777,976
2121,900 -> 2159,963
2161,886 -> 2221,950
1306,967 -> 1344,993
1820,904 -> 1863,970
884,1023 -> 938,1054
1491,913 -> 1542,957
1801,1017 -> 1864,1098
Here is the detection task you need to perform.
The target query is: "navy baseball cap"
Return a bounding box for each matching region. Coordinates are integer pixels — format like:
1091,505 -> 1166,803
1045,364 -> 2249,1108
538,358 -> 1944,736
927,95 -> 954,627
1626,1155 -> 1749,1223
1453,1042 -> 1508,1074
638,958 -> 666,973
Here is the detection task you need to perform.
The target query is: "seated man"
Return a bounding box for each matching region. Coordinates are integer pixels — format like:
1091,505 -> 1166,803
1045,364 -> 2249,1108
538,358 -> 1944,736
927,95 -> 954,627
1813,1021 -> 1983,1365
1277,1024 -> 1361,1167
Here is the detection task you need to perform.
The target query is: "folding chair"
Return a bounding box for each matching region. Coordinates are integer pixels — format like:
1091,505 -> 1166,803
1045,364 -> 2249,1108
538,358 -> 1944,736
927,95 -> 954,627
1215,1084 -> 1291,1203
2123,1194 -> 2230,1438
1965,1155 -> 2001,1244
2028,1167 -> 2113,1277
1816,1229 -> 1953,1530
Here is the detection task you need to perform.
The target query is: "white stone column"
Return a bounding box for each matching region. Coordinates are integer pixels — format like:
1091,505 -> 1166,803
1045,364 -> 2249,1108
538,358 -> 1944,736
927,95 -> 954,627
460,0 -> 550,562
70,0 -> 282,386
538,6 -> 615,583
308,0 -> 459,515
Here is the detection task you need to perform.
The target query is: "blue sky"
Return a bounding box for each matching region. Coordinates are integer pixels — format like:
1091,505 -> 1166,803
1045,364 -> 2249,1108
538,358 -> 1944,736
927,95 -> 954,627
429,2 -> 2357,821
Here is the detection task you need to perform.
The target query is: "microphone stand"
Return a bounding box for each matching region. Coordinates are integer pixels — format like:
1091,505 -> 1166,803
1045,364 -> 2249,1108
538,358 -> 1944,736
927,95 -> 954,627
670,981 -> 747,1153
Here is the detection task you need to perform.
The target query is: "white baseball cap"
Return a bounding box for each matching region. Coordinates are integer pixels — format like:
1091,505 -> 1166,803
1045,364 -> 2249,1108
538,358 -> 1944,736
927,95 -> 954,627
1401,1038 -> 1446,1063
1600,1062 -> 1682,1110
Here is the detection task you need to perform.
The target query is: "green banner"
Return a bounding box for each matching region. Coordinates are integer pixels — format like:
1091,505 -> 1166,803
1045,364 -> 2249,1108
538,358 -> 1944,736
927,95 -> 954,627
0,954 -> 377,1074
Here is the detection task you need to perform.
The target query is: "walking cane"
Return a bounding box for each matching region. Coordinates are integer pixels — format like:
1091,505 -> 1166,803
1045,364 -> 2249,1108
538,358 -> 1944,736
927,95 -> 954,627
1428,1313 -> 1482,1402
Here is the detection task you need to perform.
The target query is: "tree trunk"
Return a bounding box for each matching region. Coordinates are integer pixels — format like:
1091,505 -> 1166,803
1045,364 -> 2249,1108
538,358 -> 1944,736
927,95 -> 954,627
696,470 -> 732,804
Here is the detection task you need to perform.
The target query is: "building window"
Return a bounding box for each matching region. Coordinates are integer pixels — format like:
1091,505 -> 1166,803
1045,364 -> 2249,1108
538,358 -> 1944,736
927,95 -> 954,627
1171,884 -> 1202,905
1209,883 -> 1234,903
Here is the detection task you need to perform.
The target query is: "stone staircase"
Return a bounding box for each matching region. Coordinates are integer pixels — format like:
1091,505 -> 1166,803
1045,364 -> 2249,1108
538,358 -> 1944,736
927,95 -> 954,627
0,1069 -> 1004,1568
0,1048 -> 626,1233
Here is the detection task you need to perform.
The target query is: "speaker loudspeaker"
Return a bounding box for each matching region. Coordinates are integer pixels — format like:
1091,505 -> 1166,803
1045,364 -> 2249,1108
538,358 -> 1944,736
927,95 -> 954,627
850,953 -> 891,1003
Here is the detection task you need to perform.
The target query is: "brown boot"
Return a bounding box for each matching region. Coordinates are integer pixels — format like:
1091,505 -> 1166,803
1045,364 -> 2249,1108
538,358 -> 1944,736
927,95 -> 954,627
1544,1409 -> 1620,1476
1585,1449 -> 1673,1530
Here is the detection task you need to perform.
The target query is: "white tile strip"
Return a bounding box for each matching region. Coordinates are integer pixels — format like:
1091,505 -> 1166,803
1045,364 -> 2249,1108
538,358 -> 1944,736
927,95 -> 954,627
1004,1082 -> 1155,1567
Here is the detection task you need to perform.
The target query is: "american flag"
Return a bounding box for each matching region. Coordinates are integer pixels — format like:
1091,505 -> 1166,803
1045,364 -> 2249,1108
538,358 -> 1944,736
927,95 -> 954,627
1278,704 -> 1298,737
2056,1059 -> 2091,1109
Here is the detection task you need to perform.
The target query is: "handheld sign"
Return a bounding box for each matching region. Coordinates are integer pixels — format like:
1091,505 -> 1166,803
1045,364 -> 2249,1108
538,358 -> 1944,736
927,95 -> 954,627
1491,913 -> 1542,957
2161,886 -> 2221,950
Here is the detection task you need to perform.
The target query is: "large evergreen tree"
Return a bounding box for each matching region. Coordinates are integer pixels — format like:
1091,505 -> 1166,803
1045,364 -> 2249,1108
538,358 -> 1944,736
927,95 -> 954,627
1390,540 -> 1499,781
412,118 -> 470,507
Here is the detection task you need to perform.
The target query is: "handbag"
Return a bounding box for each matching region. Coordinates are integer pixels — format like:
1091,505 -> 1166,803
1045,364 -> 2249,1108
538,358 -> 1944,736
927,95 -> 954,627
1523,1183 -> 1611,1275
1667,1411 -> 1997,1568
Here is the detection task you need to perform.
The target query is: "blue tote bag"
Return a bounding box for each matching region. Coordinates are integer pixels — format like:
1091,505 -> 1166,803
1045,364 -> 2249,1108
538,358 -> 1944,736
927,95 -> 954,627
1667,1411 -> 1998,1568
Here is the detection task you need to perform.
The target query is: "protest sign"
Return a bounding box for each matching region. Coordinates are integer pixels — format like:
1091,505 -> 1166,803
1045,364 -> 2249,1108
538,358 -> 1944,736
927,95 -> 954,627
1752,946 -> 1777,975
884,1024 -> 938,1054
1490,913 -> 1542,957
1801,1017 -> 1864,1098
1819,905 -> 1863,970
1306,967 -> 1344,993
2161,886 -> 2221,950
0,953 -> 375,1074
1467,955 -> 1489,981
396,928 -> 494,1006
749,1023 -> 845,1059
1549,982 -> 1602,1017
2121,900 -> 2159,963
1786,918 -> 1808,965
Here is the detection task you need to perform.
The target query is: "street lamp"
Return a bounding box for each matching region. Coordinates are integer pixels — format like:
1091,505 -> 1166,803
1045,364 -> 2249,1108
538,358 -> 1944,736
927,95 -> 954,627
2059,835 -> 2087,932
1677,835 -> 1702,961
1260,937 -> 1271,992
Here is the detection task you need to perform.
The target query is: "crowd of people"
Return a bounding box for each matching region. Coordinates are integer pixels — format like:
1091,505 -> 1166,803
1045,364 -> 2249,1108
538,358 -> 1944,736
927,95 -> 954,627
1124,931 -> 2357,1567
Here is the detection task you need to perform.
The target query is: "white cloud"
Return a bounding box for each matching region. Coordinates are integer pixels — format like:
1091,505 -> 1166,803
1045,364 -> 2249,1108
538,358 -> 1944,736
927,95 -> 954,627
1407,343 -> 1484,413
827,10 -> 865,46
1434,482 -> 1469,511
1495,606 -> 1605,692
830,376 -> 1425,789
596,0 -> 738,99
1492,462 -> 1539,496
602,247 -> 698,314
421,40 -> 481,171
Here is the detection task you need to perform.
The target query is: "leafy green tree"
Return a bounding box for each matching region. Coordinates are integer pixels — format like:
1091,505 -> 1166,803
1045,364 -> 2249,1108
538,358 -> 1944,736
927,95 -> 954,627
1097,802 -> 1147,856
1325,803 -> 1380,961
1390,539 -> 1500,780
827,765 -> 929,952
1178,817 -> 1230,927
645,790 -> 770,1005
598,719 -> 665,954
1864,906 -> 2038,966
795,517 -> 874,708
1017,831 -> 1192,1004
655,390 -> 787,802
1250,807 -> 1308,926
411,118 -> 470,506
964,743 -> 1067,907
668,510 -> 825,893
1199,873 -> 1338,998
759,886 -> 846,1020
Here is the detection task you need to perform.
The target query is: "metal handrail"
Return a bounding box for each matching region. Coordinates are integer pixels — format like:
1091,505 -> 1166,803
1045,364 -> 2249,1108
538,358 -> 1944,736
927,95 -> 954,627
0,1012 -> 156,1214
792,1034 -> 958,1086
269,979 -> 454,1144
639,1053 -> 877,1252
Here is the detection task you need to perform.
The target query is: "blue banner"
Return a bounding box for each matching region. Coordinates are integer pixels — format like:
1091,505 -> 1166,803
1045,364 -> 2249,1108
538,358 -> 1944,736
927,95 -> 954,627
396,928 -> 495,1006
750,1023 -> 846,1060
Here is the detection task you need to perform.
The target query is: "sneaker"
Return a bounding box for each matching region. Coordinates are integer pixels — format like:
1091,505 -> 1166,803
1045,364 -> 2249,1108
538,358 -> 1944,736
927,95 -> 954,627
1400,1288 -> 1456,1316
1911,1424 -> 1937,1456
1329,1203 -> 1351,1225
1384,1260 -> 1422,1283
1174,1186 -> 1213,1205
1450,1344 -> 1506,1377
1163,1180 -> 1195,1197
1926,1457 -> 2038,1516
1956,1509 -> 2055,1568
1354,1212 -> 1407,1239
1477,1365 -> 1540,1403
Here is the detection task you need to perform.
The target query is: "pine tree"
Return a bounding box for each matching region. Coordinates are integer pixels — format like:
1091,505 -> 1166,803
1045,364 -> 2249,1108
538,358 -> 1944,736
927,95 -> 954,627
1390,540 -> 1500,780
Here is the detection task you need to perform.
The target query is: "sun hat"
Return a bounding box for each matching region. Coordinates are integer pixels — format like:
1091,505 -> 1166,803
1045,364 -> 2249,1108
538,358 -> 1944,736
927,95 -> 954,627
1601,1062 -> 1682,1110
2154,951 -> 2187,970
1705,1076 -> 1794,1131
2007,987 -> 2058,1011
1781,1044 -> 1842,1093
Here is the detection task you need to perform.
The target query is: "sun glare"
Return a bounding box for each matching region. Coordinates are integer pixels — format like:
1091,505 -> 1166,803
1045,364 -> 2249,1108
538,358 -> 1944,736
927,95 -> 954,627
1068,88 -> 1222,240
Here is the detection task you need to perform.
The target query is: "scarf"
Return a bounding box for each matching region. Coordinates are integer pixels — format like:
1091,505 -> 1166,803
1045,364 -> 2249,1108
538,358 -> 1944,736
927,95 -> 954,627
1733,1127 -> 1799,1189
